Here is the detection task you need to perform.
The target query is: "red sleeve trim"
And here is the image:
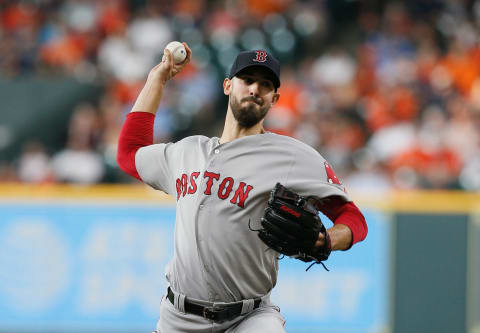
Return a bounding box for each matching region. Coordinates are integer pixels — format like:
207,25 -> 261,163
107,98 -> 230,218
117,112 -> 155,181
317,197 -> 368,246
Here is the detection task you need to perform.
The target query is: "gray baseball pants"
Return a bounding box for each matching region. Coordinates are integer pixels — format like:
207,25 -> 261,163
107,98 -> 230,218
154,289 -> 286,333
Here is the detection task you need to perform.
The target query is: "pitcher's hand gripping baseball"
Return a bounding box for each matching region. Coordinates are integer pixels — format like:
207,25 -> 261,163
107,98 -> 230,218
131,42 -> 191,114
257,183 -> 332,270
154,42 -> 192,85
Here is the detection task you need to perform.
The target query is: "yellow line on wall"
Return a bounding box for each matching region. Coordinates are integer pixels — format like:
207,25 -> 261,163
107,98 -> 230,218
352,190 -> 480,213
0,184 -> 479,213
0,183 -> 175,202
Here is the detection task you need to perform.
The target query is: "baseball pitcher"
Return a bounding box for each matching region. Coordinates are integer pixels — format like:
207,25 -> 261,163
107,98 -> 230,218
117,43 -> 368,332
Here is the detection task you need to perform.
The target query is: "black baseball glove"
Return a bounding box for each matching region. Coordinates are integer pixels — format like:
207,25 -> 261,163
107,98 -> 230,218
257,183 -> 332,271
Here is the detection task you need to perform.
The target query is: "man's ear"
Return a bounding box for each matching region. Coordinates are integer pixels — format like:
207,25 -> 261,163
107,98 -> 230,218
271,92 -> 280,105
223,78 -> 232,95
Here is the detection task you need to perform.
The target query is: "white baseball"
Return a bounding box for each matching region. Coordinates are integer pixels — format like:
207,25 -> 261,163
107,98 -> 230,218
164,41 -> 187,64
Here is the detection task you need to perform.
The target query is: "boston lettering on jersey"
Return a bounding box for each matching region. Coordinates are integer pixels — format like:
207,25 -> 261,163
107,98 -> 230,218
175,171 -> 254,208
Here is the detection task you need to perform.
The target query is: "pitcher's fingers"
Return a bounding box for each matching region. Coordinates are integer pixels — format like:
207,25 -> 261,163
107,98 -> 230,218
314,232 -> 325,248
183,42 -> 192,61
163,49 -> 174,67
171,68 -> 180,77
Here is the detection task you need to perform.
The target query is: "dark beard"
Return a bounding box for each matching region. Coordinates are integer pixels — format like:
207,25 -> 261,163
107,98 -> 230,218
230,95 -> 270,128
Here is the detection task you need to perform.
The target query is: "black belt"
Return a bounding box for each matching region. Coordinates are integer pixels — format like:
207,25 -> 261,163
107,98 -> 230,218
167,287 -> 261,322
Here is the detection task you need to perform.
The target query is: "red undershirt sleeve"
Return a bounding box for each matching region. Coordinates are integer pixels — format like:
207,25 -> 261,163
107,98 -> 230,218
117,112 -> 155,181
317,196 -> 368,247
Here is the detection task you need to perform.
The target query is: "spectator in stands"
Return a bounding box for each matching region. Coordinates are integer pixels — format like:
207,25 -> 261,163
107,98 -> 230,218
51,103 -> 104,184
0,0 -> 479,190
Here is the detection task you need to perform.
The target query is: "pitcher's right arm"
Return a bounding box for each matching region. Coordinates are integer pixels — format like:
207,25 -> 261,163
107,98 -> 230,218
116,43 -> 192,180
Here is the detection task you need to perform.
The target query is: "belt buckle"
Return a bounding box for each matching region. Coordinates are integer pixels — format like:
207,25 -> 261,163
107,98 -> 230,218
202,306 -> 222,321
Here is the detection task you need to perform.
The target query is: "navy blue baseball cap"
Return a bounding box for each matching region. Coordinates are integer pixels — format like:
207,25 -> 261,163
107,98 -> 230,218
229,50 -> 281,88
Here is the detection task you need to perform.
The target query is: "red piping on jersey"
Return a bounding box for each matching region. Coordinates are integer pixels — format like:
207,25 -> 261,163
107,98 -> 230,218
317,197 -> 368,247
117,111 -> 155,180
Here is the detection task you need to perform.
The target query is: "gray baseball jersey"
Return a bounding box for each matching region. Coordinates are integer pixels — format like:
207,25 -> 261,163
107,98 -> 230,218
135,132 -> 349,303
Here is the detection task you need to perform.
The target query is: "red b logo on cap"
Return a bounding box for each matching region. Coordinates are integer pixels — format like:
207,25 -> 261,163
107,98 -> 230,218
253,50 -> 267,63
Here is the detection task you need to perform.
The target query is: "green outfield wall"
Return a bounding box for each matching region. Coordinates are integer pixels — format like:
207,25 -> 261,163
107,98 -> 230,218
393,213 -> 469,333
0,78 -> 103,161
350,190 -> 479,333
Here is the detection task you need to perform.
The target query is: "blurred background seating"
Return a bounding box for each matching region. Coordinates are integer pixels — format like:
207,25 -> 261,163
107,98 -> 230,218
1,0 -> 479,191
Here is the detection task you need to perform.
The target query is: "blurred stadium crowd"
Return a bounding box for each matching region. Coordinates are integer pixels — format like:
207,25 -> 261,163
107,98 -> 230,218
1,0 -> 480,192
